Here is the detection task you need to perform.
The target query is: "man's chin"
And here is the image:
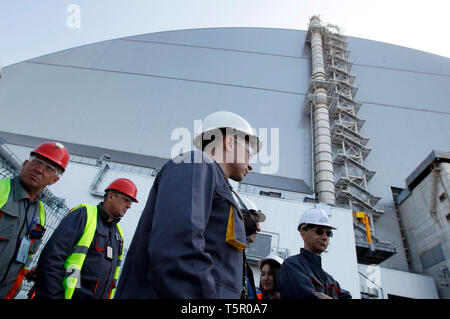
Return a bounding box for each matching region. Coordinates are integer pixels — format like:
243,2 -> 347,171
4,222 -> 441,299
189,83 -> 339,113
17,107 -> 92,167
21,177 -> 41,191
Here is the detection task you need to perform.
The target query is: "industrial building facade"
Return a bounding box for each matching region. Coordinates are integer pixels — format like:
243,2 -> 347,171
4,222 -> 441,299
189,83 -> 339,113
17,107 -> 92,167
1,17 -> 449,298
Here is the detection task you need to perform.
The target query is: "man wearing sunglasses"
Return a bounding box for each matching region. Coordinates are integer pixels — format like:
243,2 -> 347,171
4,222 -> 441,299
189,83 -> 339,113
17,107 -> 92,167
0,142 -> 69,299
277,208 -> 352,299
33,178 -> 138,299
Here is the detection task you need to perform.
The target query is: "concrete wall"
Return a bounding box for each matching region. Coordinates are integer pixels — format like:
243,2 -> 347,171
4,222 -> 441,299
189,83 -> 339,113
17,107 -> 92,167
358,264 -> 438,299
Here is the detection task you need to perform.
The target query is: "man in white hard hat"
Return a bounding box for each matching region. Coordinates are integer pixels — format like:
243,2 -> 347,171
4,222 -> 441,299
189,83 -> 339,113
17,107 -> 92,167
116,111 -> 261,299
277,208 -> 352,299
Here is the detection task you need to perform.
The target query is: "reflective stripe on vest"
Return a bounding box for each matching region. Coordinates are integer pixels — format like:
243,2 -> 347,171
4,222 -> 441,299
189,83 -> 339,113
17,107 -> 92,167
0,178 -> 10,208
108,223 -> 123,299
63,204 -> 124,299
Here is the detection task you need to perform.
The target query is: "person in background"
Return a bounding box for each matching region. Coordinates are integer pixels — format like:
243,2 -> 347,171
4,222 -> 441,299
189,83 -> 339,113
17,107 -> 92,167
239,196 -> 266,299
33,178 -> 138,299
0,142 -> 69,299
277,208 -> 352,299
258,255 -> 283,299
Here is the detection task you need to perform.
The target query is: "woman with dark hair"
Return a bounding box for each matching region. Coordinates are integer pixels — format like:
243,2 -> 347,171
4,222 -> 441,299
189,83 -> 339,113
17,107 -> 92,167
258,255 -> 284,299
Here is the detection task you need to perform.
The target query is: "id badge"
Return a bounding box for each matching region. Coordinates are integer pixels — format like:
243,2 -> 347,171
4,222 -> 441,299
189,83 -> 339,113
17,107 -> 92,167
16,236 -> 31,264
106,246 -> 113,260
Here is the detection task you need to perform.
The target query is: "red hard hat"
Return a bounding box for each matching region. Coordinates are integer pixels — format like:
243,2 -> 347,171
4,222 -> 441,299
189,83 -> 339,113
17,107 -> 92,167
105,178 -> 139,203
31,142 -> 70,172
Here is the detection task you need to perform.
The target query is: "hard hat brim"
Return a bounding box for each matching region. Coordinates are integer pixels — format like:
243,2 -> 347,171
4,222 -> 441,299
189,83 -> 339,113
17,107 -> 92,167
193,128 -> 263,154
258,255 -> 284,270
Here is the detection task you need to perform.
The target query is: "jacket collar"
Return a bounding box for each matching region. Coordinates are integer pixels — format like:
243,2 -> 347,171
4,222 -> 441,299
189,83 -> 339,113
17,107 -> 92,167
98,202 -> 120,225
300,248 -> 322,269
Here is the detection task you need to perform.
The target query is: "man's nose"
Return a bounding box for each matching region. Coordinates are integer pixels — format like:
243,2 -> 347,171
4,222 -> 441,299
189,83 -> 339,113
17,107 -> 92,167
32,164 -> 45,175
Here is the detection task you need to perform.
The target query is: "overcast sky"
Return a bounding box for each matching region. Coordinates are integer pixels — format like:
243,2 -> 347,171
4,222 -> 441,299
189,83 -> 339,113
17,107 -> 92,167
1,0 -> 449,68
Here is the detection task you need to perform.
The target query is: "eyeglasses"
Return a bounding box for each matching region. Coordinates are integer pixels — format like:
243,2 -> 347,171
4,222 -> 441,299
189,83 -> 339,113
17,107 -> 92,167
113,192 -> 133,205
29,156 -> 61,176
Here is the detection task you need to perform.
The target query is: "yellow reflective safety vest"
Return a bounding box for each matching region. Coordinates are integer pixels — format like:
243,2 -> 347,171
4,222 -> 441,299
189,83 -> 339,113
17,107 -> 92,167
63,204 -> 124,299
0,178 -> 46,227
0,178 -> 46,299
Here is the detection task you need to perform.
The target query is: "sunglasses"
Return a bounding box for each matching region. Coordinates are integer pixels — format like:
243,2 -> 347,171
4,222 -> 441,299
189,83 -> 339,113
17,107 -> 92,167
305,227 -> 333,238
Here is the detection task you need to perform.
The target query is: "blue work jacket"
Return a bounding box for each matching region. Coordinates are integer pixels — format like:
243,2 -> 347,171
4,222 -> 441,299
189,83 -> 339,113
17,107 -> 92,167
116,151 -> 247,299
278,248 -> 352,299
34,203 -> 122,299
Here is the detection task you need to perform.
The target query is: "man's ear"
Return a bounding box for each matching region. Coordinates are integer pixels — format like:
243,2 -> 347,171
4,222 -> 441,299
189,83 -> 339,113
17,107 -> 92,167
22,160 -> 29,169
49,175 -> 60,186
106,192 -> 115,202
299,229 -> 307,241
19,160 -> 29,177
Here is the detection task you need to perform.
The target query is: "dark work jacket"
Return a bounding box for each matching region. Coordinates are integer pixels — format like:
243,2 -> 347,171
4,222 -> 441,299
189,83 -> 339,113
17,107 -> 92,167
278,248 -> 352,299
34,203 -> 122,299
116,151 -> 247,299
242,253 -> 257,299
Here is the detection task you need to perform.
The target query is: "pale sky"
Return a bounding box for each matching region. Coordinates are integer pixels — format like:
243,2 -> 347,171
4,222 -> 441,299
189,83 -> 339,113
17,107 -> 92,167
1,0 -> 449,68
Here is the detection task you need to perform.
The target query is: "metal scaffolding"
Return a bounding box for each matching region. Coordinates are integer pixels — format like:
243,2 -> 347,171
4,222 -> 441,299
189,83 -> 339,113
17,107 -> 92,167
322,23 -> 383,221
304,16 -> 396,263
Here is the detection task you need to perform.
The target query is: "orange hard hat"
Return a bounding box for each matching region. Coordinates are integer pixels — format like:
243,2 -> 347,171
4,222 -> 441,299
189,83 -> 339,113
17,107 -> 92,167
105,178 -> 139,203
31,142 -> 70,172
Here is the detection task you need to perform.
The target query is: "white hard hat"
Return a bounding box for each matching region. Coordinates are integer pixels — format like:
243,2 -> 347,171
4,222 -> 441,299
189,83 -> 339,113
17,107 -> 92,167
241,197 -> 266,222
298,208 -> 337,230
193,111 -> 263,155
258,255 -> 284,270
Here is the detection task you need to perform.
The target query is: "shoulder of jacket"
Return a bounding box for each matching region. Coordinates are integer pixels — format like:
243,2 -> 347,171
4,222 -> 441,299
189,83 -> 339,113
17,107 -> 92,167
166,151 -> 215,171
67,204 -> 91,217
282,254 -> 301,267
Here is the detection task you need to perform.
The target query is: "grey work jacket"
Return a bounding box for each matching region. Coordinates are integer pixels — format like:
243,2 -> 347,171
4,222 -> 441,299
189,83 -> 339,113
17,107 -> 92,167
116,151 -> 247,299
0,176 -> 45,298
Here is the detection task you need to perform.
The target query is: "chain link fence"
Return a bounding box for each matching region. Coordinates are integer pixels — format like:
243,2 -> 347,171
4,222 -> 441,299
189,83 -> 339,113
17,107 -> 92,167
0,156 -> 70,297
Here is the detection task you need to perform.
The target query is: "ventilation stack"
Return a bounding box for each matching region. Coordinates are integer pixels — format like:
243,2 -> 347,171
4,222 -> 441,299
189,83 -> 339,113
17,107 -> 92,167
304,16 -> 396,264
306,16 -> 336,206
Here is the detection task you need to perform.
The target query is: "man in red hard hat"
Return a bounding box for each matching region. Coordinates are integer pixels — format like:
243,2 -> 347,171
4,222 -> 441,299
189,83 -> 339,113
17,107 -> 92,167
0,141 -> 69,299
33,178 -> 138,299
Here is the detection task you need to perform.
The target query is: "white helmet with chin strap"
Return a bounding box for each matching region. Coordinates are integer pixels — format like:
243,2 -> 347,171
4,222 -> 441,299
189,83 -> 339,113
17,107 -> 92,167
193,111 -> 263,155
298,208 -> 337,231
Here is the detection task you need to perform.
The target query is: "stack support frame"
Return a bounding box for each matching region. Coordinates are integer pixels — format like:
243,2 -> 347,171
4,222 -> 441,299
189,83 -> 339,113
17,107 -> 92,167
304,16 -> 383,245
